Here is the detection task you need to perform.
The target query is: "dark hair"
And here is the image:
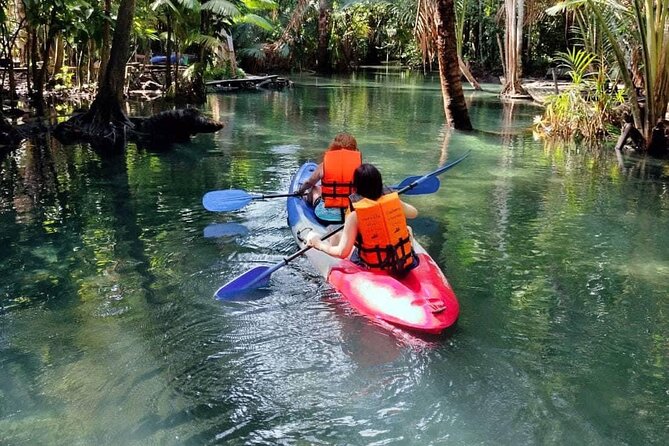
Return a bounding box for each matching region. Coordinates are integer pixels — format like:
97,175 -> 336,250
353,163 -> 383,200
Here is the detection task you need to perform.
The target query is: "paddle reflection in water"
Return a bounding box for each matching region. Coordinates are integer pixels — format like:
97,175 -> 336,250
203,222 -> 250,238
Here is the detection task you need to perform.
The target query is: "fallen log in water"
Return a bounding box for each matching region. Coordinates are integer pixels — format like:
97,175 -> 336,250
53,107 -> 223,150
129,108 -> 224,145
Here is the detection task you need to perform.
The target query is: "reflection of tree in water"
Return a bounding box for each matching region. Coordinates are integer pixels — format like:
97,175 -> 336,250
0,135 -> 194,440
1,135 -> 161,311
6,137 -> 58,220
0,136 -> 81,312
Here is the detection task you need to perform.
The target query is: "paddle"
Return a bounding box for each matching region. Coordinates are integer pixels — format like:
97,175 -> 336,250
394,175 -> 440,195
203,190 -> 302,212
214,150 -> 471,299
202,176 -> 440,212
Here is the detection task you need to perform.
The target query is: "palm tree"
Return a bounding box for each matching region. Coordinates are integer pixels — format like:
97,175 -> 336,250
435,0 -> 473,129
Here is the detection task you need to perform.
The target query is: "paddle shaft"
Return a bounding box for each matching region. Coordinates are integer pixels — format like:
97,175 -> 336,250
246,225 -> 344,288
256,192 -> 303,199
205,174 -> 439,212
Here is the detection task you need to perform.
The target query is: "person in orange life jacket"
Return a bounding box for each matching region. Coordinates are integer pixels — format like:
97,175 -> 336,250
306,163 -> 418,275
297,132 -> 362,207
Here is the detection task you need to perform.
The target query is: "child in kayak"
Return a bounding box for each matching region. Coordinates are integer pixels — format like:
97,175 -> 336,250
297,132 -> 361,221
306,163 -> 418,275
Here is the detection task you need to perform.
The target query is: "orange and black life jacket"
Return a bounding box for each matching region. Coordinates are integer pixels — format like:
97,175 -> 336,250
321,149 -> 362,208
351,191 -> 415,274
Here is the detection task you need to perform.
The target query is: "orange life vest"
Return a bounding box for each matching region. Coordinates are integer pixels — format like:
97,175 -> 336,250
321,149 -> 362,208
351,191 -> 414,273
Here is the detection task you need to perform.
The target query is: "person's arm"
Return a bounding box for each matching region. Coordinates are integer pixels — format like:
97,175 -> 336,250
401,201 -> 418,219
297,164 -> 323,194
306,212 -> 358,258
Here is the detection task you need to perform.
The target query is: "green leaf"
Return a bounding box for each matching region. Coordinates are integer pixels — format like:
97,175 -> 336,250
201,0 -> 240,17
235,13 -> 274,31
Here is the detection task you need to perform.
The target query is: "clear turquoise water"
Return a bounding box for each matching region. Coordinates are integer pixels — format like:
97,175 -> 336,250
1,70 -> 668,445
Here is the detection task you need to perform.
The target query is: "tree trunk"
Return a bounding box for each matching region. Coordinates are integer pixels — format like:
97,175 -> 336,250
32,8 -> 59,113
500,0 -> 527,97
29,26 -> 38,100
53,34 -> 64,76
165,12 -> 173,93
174,44 -> 179,96
458,56 -> 481,90
98,0 -> 135,109
98,0 -> 111,84
316,0 -> 331,73
435,0 -> 473,130
0,21 -> 19,103
223,29 -> 237,74
190,7 -> 209,103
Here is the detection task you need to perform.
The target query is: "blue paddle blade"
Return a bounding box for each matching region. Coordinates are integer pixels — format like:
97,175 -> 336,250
392,175 -> 441,195
203,223 -> 250,238
203,190 -> 253,212
215,266 -> 272,299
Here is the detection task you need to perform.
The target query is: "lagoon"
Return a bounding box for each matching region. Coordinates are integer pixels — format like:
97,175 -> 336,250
1,70 -> 668,445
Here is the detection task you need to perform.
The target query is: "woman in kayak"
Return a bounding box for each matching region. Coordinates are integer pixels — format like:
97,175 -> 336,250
297,132 -> 361,209
306,163 -> 418,275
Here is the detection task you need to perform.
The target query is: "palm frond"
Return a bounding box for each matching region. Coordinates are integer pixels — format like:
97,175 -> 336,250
242,0 -> 278,11
238,45 -> 266,60
151,0 -> 179,12
202,0 -> 240,17
235,13 -> 274,31
188,34 -> 223,50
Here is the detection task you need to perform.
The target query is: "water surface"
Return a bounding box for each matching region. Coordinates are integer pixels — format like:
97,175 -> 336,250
1,70 -> 668,445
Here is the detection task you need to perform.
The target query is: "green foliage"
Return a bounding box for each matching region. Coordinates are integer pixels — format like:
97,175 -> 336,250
536,48 -> 624,141
205,62 -> 235,80
327,1 -> 421,69
547,0 -> 669,143
204,60 -> 244,79
555,47 -> 596,85
54,66 -> 75,89
330,4 -> 372,70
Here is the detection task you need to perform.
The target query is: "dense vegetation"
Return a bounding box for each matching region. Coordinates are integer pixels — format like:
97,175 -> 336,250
0,0 -> 667,154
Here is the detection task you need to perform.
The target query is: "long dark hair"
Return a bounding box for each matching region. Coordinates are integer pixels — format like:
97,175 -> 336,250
353,163 -> 383,200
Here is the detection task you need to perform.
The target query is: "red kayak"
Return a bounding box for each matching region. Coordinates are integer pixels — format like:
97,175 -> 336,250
287,162 -> 459,334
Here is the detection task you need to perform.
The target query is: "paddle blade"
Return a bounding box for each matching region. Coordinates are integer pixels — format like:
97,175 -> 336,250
392,176 -> 441,195
214,266 -> 272,299
203,190 -> 253,212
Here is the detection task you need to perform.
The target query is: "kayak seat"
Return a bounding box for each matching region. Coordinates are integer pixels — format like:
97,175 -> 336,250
314,197 -> 345,224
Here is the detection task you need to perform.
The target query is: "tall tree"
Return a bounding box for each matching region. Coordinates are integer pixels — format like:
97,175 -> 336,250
59,0 -> 136,147
500,0 -> 527,97
435,0 -> 473,129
